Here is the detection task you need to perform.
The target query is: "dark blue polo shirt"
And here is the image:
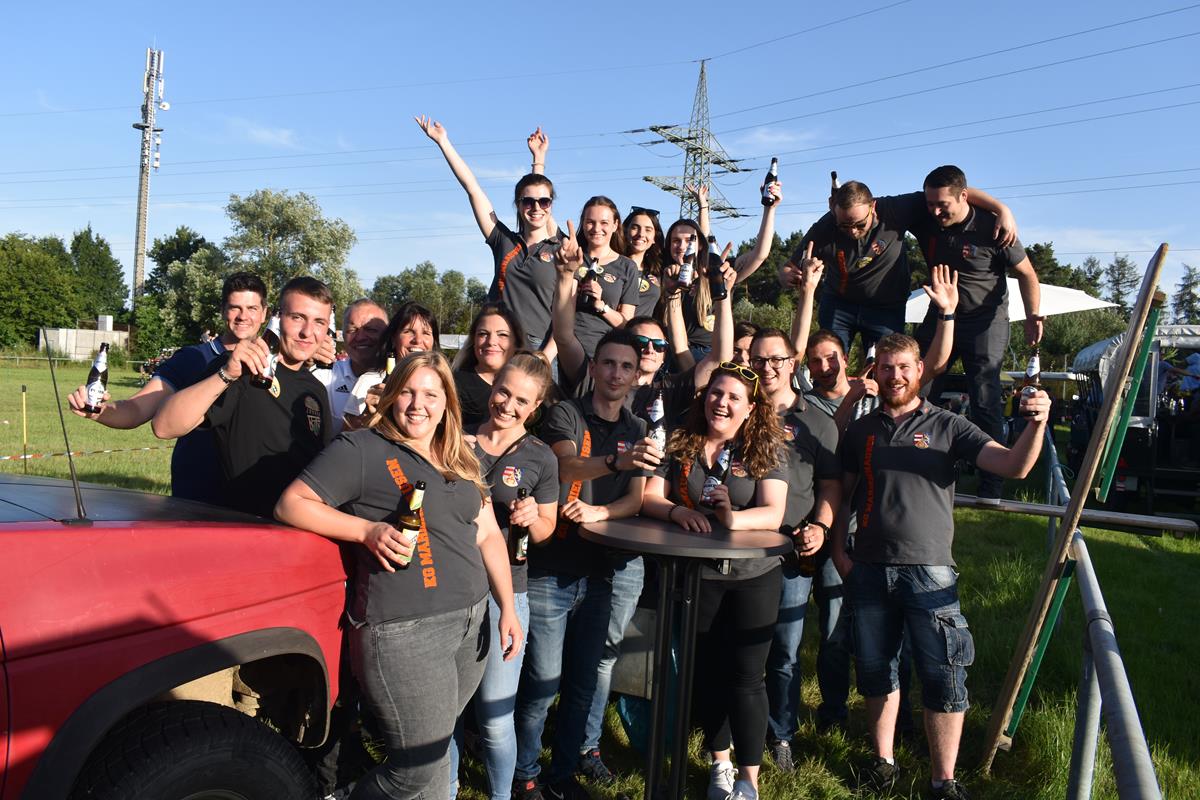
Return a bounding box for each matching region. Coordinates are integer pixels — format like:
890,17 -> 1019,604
153,338 -> 225,504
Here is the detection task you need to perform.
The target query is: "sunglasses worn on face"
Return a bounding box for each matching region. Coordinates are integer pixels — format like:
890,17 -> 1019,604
634,335 -> 668,353
749,355 -> 792,370
716,361 -> 761,393
836,213 -> 873,233
520,196 -> 553,210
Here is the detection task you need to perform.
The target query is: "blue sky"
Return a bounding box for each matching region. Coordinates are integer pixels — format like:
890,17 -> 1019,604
3,0 -> 1198,304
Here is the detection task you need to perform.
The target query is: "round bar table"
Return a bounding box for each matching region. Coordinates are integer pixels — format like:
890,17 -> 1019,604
580,517 -> 791,800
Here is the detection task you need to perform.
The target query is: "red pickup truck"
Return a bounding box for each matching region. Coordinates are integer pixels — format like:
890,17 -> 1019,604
0,474 -> 348,799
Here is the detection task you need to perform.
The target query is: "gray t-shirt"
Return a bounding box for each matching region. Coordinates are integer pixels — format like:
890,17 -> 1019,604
300,430 -> 489,625
779,399 -> 840,530
796,203 -> 911,308
803,390 -> 844,419
840,402 -> 993,567
486,220 -> 563,349
473,434 -> 560,595
574,254 -> 641,358
634,269 -> 662,318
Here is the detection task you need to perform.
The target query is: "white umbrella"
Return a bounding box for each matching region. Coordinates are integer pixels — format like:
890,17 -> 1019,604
905,277 -> 1116,324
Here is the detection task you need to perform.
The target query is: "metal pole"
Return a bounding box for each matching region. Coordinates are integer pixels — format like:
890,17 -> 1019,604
21,384 -> 28,474
1066,639 -> 1101,800
954,494 -> 1195,536
1071,533 -> 1162,799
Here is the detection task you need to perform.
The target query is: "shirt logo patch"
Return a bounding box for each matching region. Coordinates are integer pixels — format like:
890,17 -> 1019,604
501,465 -> 522,487
783,424 -> 797,441
539,251 -> 553,262
870,240 -> 885,255
335,384 -> 351,393
304,395 -> 323,437
602,272 -> 617,283
640,278 -> 650,293
855,256 -> 874,270
268,376 -> 281,398
730,459 -> 748,478
962,243 -> 976,259
616,441 -> 633,454
913,432 -> 931,449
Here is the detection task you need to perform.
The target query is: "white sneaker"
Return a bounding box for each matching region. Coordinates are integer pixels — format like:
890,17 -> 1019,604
729,779 -> 758,800
707,760 -> 736,800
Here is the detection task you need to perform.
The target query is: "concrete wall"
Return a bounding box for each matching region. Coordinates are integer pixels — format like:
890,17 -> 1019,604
39,328 -> 130,361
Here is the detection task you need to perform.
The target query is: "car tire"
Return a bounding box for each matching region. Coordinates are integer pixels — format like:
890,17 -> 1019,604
71,700 -> 319,800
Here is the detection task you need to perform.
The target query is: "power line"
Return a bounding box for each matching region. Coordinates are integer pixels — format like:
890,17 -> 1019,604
701,0 -> 916,61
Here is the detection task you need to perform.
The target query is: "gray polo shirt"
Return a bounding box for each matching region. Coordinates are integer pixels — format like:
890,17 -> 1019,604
538,395 -> 648,577
779,398 -> 840,530
635,269 -> 662,318
840,401 -> 993,567
300,430 -> 490,625
485,220 -> 563,349
574,254 -> 641,358
796,204 -> 911,308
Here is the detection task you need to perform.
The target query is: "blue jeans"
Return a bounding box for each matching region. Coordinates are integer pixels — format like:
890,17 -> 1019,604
846,563 -> 975,713
514,570 -> 612,785
765,553 -> 853,742
817,294 -> 906,354
582,556 -> 645,753
349,596 -> 489,800
449,592 -> 529,800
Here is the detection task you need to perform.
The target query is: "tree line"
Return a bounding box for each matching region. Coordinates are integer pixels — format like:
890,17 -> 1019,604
1,188 -> 1196,369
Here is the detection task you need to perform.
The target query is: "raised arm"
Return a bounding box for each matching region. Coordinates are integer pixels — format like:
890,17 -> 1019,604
732,182 -> 781,284
788,242 -> 823,357
688,183 -> 711,238
695,247 -> 736,388
68,377 -> 173,429
415,115 -> 498,239
975,389 -> 1050,479
527,127 -> 548,176
152,340 -> 268,438
551,220 -> 587,384
920,264 -> 960,383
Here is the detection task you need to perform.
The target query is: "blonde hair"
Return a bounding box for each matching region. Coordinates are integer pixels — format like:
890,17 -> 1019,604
368,351 -> 487,498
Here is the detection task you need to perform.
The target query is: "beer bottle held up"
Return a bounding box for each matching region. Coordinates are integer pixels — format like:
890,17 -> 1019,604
315,326 -> 335,369
82,343 -> 110,414
678,237 -> 697,287
385,354 -> 396,377
761,157 -> 780,207
701,444 -> 733,508
396,480 -> 426,568
647,389 -> 667,453
576,256 -> 601,313
707,236 -> 728,302
251,316 -> 282,390
1021,346 -> 1043,418
509,487 -> 530,564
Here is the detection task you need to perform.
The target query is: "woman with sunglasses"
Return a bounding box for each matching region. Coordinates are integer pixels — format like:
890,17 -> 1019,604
275,351 -> 522,800
416,116 -> 562,359
448,351 -> 558,800
452,304 -> 527,428
623,206 -> 666,319
641,363 -> 788,800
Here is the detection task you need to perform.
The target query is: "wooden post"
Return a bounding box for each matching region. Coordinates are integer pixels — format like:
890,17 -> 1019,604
980,244 -> 1169,772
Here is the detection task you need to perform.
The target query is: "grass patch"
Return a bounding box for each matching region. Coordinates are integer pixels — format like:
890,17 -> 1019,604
2,368 -> 1194,797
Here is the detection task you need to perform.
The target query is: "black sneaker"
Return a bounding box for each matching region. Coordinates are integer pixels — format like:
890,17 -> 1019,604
767,739 -> 795,773
545,775 -> 593,800
930,779 -> 970,799
576,748 -> 616,785
854,757 -> 900,795
513,777 -> 545,800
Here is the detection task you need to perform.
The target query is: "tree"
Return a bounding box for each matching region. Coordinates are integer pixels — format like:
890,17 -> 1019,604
1079,256 -> 1104,296
905,234 -> 929,290
145,225 -> 208,297
370,261 -> 489,334
70,225 -> 128,318
153,245 -> 231,344
1039,308 -> 1129,370
1172,264 -> 1200,325
739,230 -> 804,307
0,235 -> 84,347
223,189 -> 361,312
1103,253 -> 1140,318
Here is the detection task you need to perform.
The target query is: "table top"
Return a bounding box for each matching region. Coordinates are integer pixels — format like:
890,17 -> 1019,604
580,516 -> 792,560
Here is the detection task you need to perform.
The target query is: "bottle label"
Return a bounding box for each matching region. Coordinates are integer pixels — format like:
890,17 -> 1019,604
650,426 -> 667,452
1026,356 -> 1040,378
701,475 -> 721,504
397,529 -> 419,567
678,263 -> 693,286
85,379 -> 105,407
648,394 -> 664,422
409,484 -> 425,511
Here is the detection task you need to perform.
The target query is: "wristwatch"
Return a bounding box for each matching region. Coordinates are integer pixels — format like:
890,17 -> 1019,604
217,366 -> 236,385
596,301 -> 610,316
805,520 -> 831,535
939,312 -> 955,321
605,453 -> 620,473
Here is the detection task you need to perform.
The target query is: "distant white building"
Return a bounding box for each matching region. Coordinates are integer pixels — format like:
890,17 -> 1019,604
39,316 -> 130,360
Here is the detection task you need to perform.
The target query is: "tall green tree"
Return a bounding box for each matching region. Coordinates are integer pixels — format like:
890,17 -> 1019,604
70,225 -> 128,317
145,225 -> 208,297
223,189 -> 361,312
1103,253 -> 1140,318
370,261 -> 488,334
1171,264 -> 1200,324
0,234 -> 83,347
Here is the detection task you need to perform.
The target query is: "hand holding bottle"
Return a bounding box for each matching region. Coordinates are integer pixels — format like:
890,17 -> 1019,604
362,521 -> 414,573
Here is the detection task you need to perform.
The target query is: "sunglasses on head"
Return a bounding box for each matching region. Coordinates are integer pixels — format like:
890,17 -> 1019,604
520,196 -> 553,210
716,361 -> 761,393
634,334 -> 668,353
630,206 -> 660,218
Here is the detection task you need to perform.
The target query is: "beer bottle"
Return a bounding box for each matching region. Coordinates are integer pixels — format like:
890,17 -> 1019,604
761,157 -> 780,207
678,237 -> 697,287
82,343 -> 110,414
396,480 -> 426,568
700,444 -> 732,508
385,354 -> 396,377
856,344 -> 879,417
576,256 -> 600,313
314,326 -> 335,369
707,236 -> 728,301
647,389 -> 667,453
251,316 -> 282,390
509,487 -> 530,564
793,522 -> 819,577
1021,346 -> 1043,418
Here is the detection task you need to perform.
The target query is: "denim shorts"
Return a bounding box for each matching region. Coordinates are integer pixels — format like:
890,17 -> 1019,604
846,562 -> 975,713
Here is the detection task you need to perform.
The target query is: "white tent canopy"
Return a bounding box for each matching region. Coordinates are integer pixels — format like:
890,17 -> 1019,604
905,277 -> 1115,324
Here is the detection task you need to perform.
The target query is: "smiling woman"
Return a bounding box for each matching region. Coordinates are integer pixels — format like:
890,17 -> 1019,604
452,304 -> 527,428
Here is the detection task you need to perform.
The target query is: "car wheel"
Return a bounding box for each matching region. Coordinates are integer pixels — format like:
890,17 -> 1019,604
71,700 -> 318,800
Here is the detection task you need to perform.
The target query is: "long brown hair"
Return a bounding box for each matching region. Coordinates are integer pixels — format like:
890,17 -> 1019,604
576,196 -> 627,254
666,218 -> 716,331
368,351 -> 487,497
667,364 -> 783,479
451,303 -> 527,372
622,209 -> 665,278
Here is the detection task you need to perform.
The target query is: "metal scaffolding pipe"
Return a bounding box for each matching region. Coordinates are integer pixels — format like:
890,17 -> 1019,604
954,495 -> 1195,536
1066,644 -> 1101,800
1070,533 -> 1163,799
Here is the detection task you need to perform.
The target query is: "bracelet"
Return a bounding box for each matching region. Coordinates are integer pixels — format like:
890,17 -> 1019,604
532,162 -> 544,168
217,366 -> 235,385
1031,314 -> 1045,322
605,453 -> 620,473
805,519 -> 831,535
939,312 -> 955,321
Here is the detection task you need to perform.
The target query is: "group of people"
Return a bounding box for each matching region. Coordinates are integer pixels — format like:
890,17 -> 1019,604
67,120 -> 1055,800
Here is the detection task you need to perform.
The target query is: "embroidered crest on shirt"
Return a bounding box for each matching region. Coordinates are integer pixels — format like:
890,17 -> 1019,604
304,395 -> 323,437
730,458 -> 748,478
602,272 -> 617,284
639,278 -> 650,293
961,243 -> 976,259
539,251 -> 553,262
913,432 -> 931,449
501,465 -> 522,487
268,375 -> 281,398
616,441 -> 632,454
783,424 -> 797,441
870,240 -> 885,256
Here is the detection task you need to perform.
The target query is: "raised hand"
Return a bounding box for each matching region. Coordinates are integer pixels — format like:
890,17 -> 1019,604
414,115 -> 448,145
798,241 -> 824,292
922,264 -> 960,314
685,182 -> 710,204
554,220 -> 584,275
763,180 -> 783,207
993,206 -> 1019,247
225,337 -> 272,380
68,385 -> 109,419
527,127 -> 549,161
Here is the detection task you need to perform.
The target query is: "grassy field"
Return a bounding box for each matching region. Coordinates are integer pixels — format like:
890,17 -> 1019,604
1,364 -> 1196,798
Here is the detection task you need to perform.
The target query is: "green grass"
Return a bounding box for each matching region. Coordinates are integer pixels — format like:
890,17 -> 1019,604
1,367 -> 1195,797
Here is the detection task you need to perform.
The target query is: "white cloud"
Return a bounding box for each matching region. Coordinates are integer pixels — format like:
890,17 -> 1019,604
35,89 -> 64,112
226,117 -> 302,150
729,126 -> 822,151
1020,226 -> 1168,259
473,165 -> 526,181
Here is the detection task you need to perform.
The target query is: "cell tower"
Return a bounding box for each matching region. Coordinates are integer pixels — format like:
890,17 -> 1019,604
131,48 -> 168,298
643,60 -> 742,221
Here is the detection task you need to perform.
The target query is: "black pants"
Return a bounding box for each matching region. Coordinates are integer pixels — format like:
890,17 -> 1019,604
693,566 -> 782,767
